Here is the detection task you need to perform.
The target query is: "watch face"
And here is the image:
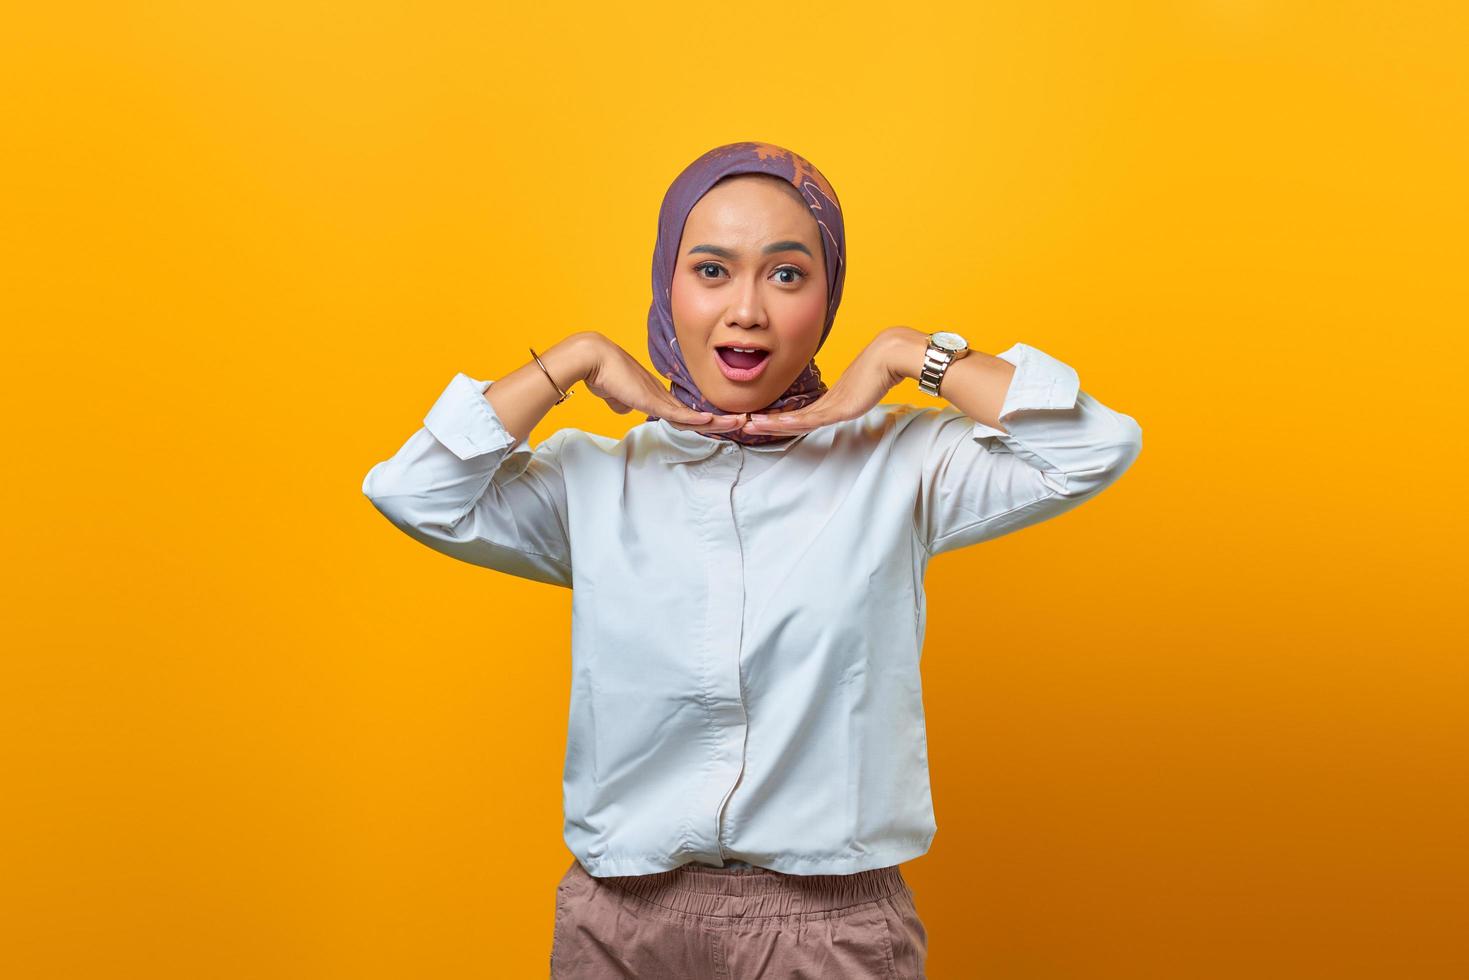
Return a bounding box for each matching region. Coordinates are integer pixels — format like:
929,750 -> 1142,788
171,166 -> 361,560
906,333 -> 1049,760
931,331 -> 968,353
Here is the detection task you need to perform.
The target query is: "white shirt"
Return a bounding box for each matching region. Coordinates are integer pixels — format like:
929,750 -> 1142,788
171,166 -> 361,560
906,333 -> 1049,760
362,342 -> 1142,877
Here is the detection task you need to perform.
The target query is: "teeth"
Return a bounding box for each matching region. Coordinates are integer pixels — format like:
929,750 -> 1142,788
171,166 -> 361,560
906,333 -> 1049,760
729,347 -> 761,353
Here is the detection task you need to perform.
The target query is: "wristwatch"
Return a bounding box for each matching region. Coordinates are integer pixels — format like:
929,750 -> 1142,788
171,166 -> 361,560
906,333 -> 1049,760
917,330 -> 971,397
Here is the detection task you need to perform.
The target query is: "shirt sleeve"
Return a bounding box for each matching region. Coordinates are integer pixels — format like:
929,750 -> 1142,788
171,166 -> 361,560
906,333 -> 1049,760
912,342 -> 1143,556
362,372 -> 574,588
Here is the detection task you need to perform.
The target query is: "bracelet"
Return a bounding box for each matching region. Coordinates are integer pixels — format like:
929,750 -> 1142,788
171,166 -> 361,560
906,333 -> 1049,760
529,346 -> 573,405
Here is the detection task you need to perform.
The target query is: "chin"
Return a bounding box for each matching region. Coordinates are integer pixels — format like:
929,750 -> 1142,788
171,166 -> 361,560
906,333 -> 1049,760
708,395 -> 760,415
701,372 -> 798,414
709,384 -> 784,414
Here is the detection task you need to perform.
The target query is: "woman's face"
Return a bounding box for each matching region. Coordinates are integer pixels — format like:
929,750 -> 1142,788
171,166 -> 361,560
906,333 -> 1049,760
671,174 -> 828,415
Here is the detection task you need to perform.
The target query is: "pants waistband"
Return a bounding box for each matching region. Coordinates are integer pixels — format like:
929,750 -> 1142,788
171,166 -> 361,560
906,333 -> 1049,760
603,862 -> 908,919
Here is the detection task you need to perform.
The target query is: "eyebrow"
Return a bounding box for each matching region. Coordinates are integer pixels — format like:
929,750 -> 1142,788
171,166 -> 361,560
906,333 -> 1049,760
686,241 -> 813,260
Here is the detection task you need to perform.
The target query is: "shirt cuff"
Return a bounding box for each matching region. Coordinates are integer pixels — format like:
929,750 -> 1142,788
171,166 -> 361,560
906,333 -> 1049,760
968,342 -> 1082,441
422,372 -> 526,461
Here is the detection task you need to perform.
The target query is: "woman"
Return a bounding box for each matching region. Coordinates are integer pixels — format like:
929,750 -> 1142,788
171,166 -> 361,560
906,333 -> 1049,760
362,141 -> 1143,978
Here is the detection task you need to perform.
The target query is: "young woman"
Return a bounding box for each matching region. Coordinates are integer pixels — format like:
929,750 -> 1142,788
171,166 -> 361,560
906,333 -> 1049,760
363,141 -> 1143,979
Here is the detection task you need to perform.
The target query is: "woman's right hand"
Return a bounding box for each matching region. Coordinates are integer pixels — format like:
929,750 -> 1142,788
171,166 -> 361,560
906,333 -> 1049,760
580,333 -> 746,433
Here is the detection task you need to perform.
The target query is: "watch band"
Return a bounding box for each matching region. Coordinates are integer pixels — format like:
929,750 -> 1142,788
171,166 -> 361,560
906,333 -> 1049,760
917,344 -> 954,397
918,331 -> 970,397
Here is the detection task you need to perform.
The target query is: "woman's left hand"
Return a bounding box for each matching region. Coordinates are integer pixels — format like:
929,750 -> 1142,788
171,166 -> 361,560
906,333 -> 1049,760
741,327 -> 926,436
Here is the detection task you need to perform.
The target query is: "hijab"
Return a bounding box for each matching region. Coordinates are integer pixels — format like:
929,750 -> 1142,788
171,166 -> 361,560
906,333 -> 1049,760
644,141 -> 847,446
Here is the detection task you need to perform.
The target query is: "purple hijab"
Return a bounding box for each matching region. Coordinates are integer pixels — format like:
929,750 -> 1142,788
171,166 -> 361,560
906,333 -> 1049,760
644,141 -> 847,446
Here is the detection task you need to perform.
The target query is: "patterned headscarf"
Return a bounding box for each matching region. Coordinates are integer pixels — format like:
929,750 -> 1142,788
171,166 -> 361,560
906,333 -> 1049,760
644,141 -> 846,446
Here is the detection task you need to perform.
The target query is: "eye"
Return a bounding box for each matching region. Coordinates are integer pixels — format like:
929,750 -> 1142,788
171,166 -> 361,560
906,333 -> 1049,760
692,262 -> 808,285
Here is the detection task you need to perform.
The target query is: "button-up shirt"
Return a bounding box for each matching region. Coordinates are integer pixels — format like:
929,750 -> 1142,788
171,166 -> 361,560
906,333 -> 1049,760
362,342 -> 1142,877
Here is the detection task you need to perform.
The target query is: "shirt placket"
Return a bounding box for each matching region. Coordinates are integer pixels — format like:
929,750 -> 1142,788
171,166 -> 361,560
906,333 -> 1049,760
691,441 -> 751,864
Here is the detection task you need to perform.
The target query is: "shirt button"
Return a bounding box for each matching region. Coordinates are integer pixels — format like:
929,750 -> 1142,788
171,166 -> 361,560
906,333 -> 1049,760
721,444 -> 734,454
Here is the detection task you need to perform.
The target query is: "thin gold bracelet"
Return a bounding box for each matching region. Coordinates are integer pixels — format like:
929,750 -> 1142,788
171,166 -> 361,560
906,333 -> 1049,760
529,346 -> 573,405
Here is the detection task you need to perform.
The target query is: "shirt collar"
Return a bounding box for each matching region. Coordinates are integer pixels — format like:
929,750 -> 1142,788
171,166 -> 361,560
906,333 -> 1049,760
655,418 -> 809,464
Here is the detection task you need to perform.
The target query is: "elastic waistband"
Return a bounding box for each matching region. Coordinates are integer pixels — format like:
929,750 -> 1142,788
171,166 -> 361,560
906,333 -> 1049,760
605,862 -> 908,919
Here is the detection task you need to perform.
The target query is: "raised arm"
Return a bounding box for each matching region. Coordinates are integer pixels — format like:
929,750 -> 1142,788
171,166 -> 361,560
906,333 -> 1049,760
362,332 -> 745,587
898,333 -> 1143,556
727,326 -> 1142,558
361,334 -> 602,588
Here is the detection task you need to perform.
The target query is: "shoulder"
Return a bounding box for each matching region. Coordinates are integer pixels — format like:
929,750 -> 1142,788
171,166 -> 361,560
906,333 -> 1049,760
524,423 -> 656,469
844,401 -> 956,442
781,403 -> 942,464
828,402 -> 976,465
489,425 -> 623,483
522,425 -> 626,464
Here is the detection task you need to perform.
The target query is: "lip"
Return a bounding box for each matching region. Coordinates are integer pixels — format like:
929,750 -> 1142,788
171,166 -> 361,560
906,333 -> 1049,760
713,345 -> 772,383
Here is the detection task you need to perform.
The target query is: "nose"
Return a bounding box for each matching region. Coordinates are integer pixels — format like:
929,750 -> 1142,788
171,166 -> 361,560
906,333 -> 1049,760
725,273 -> 769,329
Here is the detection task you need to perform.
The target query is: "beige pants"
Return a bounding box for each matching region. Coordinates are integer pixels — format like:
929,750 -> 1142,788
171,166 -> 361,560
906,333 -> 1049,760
549,856 -> 928,978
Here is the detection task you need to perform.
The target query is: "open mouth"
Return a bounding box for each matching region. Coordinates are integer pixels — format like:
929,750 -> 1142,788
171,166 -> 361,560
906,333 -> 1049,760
714,345 -> 772,382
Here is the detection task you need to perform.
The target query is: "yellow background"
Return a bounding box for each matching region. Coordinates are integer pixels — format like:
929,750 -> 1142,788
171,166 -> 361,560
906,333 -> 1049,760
4,2 -> 1466,977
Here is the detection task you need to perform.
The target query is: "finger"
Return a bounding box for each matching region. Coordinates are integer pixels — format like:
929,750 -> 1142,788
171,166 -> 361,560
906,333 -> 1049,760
654,392 -> 719,426
694,419 -> 748,433
743,417 -> 816,436
669,413 -> 744,432
659,404 -> 715,425
745,406 -> 829,434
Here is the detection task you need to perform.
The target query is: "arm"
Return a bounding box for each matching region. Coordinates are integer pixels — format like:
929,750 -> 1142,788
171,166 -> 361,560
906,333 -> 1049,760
360,334 -> 600,588
885,329 -> 1144,556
